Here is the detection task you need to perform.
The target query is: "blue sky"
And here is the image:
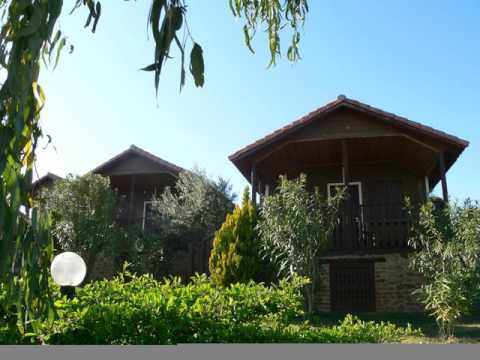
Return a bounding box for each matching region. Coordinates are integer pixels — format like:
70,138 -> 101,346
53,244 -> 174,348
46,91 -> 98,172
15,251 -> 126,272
36,0 -> 480,201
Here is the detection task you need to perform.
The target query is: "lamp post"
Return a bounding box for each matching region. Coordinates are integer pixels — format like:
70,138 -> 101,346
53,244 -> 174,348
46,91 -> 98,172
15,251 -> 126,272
50,252 -> 87,299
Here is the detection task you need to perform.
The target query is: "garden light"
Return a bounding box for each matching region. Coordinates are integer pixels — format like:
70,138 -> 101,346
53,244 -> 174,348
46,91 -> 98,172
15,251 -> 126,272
50,251 -> 87,299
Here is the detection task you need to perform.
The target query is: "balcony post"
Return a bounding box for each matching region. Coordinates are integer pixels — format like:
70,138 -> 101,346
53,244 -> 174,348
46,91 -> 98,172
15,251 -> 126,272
251,163 -> 257,205
438,151 -> 449,202
341,139 -> 353,248
342,139 -> 350,185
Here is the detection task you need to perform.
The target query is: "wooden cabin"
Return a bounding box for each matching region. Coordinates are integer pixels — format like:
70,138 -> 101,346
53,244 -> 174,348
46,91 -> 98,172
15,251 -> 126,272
229,95 -> 469,312
33,145 -> 210,280
91,144 -> 182,230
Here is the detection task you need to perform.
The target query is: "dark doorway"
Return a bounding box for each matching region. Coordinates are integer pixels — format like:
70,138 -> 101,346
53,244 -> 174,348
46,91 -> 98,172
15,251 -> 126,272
329,183 -> 363,249
330,261 -> 376,312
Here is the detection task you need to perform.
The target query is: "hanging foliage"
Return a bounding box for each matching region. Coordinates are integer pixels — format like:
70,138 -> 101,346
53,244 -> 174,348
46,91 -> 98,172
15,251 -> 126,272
229,0 -> 309,66
0,0 -> 67,334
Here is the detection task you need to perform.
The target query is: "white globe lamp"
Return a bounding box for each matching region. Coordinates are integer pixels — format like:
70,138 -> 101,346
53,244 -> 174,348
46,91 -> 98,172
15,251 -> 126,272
50,252 -> 87,299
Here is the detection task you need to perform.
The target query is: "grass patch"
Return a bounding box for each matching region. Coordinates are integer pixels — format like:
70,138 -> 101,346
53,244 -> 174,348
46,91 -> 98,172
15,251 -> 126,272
308,312 -> 480,343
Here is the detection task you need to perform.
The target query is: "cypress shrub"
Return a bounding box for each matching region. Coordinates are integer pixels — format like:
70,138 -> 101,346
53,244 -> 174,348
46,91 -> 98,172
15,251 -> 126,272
209,188 -> 264,286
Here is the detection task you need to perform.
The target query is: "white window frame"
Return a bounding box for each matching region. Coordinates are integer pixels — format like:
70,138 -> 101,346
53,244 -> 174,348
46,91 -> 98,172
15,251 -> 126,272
327,181 -> 363,206
328,181 -> 364,233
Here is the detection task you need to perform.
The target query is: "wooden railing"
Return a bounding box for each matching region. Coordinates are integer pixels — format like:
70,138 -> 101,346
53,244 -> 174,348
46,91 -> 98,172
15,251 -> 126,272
329,203 -> 411,252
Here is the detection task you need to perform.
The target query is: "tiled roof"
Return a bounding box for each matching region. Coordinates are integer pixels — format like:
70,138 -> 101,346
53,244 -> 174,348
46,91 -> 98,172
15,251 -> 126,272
229,95 -> 469,161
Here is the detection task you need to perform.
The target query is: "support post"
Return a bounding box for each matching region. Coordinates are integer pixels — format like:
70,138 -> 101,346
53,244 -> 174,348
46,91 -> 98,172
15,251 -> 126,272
129,175 -> 136,225
424,176 -> 430,199
342,139 -> 350,185
251,164 -> 257,205
438,152 -> 449,202
341,139 -> 352,248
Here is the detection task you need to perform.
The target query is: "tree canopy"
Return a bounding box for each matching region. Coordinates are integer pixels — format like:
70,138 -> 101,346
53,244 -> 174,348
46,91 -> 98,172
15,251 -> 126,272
151,168 -> 236,246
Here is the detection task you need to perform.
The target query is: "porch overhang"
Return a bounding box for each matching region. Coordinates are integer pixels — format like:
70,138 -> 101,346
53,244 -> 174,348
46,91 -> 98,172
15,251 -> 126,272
229,96 -> 468,191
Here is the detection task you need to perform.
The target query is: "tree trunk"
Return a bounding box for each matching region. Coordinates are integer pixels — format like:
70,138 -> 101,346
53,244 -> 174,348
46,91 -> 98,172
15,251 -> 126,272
84,252 -> 98,283
304,260 -> 317,315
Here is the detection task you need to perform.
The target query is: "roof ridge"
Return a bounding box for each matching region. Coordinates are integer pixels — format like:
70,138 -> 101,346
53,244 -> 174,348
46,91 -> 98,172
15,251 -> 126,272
128,145 -> 184,173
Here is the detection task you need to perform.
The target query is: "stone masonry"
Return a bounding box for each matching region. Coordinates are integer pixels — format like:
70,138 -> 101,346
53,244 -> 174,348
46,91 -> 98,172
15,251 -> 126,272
316,252 -> 424,313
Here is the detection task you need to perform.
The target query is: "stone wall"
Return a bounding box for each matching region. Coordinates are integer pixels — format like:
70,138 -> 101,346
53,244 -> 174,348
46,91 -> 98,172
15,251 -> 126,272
316,252 -> 424,313
374,253 -> 424,312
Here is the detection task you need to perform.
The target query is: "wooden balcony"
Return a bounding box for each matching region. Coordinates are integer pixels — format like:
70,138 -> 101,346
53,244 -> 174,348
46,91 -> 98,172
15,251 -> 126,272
329,203 -> 412,253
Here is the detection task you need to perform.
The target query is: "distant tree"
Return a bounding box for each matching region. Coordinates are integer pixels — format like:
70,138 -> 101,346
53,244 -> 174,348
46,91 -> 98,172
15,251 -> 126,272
40,173 -> 118,281
407,198 -> 480,338
209,187 -> 268,286
152,168 -> 236,253
257,174 -> 345,314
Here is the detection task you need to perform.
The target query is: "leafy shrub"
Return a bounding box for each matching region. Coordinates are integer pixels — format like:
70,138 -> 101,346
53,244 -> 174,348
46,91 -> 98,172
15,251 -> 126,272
257,174 -> 345,313
30,267 -> 306,344
1,268 -> 420,344
325,314 -> 421,343
209,187 -> 269,286
407,198 -> 480,337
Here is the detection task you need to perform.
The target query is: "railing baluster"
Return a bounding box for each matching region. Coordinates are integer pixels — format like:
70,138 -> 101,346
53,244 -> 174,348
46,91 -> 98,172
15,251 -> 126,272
327,202 -> 412,252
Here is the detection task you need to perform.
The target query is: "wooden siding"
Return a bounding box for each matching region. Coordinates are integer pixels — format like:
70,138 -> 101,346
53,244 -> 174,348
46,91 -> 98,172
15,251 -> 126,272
263,162 -> 426,204
98,153 -> 178,176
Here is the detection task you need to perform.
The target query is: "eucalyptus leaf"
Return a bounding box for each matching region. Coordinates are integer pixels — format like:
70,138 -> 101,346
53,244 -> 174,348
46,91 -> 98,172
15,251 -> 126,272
189,43 -> 204,87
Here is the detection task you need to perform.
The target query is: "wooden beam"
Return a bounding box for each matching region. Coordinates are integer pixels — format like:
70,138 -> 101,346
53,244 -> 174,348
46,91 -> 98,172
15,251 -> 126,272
251,164 -> 257,204
438,152 -> 449,202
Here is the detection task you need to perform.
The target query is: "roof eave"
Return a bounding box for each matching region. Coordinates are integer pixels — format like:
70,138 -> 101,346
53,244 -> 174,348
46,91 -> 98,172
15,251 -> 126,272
229,98 -> 469,164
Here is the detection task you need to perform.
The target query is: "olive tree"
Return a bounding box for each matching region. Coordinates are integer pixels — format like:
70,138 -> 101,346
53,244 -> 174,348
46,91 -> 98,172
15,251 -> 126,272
407,198 -> 480,338
257,174 -> 345,314
151,168 -> 236,254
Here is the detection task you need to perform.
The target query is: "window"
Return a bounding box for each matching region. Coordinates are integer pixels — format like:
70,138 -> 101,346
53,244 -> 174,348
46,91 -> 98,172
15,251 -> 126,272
142,201 -> 157,231
327,182 -> 363,206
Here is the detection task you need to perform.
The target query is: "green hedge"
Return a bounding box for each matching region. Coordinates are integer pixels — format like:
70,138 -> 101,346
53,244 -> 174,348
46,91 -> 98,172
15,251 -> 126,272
0,270 -> 419,344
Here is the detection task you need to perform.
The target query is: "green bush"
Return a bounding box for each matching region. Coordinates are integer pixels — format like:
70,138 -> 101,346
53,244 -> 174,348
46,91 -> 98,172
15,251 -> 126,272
209,188 -> 268,286
30,267 -> 307,344
407,198 -> 480,337
1,268 -> 419,344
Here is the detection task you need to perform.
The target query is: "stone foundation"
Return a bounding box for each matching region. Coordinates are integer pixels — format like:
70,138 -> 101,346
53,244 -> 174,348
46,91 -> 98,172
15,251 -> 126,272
316,252 -> 423,313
